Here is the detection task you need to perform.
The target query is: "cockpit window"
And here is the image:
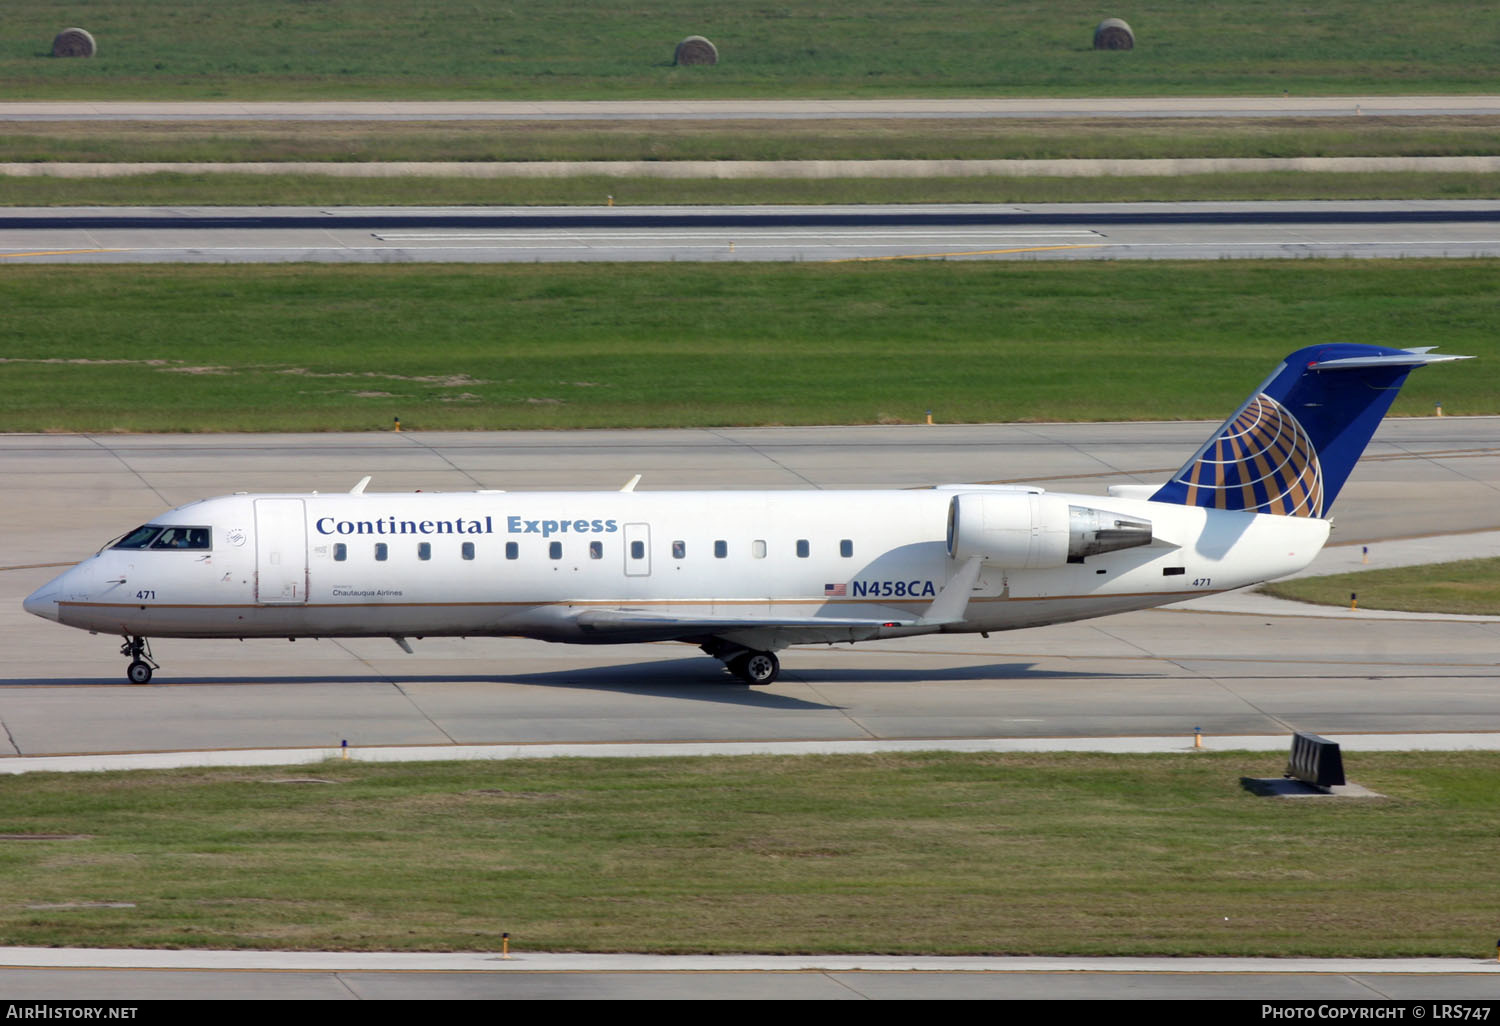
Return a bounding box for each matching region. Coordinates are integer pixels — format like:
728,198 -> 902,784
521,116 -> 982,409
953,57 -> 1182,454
112,525 -> 163,549
112,525 -> 211,550
151,527 -> 211,550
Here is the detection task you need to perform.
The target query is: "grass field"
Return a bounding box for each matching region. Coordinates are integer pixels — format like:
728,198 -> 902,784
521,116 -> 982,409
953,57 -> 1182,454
0,261 -> 1493,433
7,117 -> 1500,164
5,171 -> 1498,208
5,115 -> 1498,206
1,751 -> 1496,955
1262,558 -> 1500,615
4,1 -> 1499,99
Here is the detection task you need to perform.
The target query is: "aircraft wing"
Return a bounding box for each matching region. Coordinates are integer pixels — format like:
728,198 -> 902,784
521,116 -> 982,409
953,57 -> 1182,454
571,607 -> 915,648
566,558 -> 984,649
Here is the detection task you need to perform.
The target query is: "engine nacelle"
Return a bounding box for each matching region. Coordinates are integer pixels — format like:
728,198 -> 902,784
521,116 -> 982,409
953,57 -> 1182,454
945,492 -> 1153,569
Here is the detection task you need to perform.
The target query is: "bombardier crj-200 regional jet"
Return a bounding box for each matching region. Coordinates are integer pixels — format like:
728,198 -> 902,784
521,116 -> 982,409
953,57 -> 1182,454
24,344 -> 1466,686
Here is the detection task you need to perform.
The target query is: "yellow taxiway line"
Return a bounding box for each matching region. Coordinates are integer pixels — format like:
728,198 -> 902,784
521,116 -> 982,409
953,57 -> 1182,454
829,243 -> 1104,262
0,248 -> 128,259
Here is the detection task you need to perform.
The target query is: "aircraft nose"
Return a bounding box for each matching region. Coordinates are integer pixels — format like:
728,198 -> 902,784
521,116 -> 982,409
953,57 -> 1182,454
23,580 -> 61,622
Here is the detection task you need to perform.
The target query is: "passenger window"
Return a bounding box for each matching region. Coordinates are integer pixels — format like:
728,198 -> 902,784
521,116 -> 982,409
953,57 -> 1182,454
506,542 -> 519,560
752,540 -> 766,559
418,542 -> 431,561
462,541 -> 475,561
672,540 -> 686,559
796,539 -> 810,558
841,539 -> 853,558
375,543 -> 388,562
630,540 -> 645,560
714,540 -> 727,559
590,541 -> 603,560
333,543 -> 347,562
549,541 -> 562,560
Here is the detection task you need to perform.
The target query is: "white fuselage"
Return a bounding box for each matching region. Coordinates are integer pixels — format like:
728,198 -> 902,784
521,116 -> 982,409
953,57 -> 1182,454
26,488 -> 1330,648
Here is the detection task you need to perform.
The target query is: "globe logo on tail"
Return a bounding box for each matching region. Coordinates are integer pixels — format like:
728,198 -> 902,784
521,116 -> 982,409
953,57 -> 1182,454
1179,394 -> 1323,517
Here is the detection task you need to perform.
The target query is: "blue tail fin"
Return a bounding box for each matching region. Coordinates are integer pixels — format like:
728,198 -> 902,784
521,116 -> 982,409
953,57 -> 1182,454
1150,344 -> 1470,517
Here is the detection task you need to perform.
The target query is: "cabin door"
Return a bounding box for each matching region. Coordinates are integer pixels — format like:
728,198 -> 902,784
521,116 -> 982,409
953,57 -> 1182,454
254,498 -> 309,604
623,522 -> 651,577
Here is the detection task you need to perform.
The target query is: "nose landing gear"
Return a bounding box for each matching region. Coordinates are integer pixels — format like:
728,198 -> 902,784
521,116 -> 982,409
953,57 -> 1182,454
120,636 -> 157,684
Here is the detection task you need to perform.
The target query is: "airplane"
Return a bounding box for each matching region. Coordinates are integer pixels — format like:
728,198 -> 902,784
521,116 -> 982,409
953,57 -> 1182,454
23,343 -> 1467,687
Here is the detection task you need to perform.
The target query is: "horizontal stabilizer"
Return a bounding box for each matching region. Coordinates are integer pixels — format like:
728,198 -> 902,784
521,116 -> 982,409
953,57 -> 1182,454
1107,483 -> 1166,500
1304,348 -> 1472,371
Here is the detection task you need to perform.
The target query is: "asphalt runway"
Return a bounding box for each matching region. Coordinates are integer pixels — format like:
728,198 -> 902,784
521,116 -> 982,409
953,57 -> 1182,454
5,202 -> 1500,263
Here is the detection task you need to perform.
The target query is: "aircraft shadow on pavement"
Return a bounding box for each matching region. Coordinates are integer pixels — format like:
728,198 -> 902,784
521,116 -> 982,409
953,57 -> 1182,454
0,657 -> 1160,703
0,661 -> 832,711
785,662 -> 1164,684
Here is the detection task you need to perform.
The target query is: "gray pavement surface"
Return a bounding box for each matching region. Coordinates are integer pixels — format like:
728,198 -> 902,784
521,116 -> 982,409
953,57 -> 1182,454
4,968 -> 1498,1000
1,950 -> 1497,1001
3,419 -> 1497,761
6,202 -> 1500,263
7,156 -> 1500,178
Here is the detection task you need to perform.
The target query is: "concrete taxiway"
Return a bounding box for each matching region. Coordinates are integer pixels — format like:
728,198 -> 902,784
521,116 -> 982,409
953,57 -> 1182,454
4,419 -> 1498,759
3,422 -> 1498,1000
5,201 -> 1500,263
2,951 -> 1499,1001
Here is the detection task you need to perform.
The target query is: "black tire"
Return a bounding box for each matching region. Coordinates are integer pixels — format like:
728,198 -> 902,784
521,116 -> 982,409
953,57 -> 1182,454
739,651 -> 780,686
127,660 -> 152,685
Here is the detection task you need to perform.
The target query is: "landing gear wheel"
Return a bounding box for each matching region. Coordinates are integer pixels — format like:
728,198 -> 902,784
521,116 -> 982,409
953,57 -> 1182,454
120,635 -> 158,685
732,650 -> 780,686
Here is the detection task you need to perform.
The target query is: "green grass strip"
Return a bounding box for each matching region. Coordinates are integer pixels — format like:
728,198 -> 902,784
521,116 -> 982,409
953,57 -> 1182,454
4,0 -> 1500,99
1262,558 -> 1500,615
1,171 -> 1497,208
5,117 -> 1500,163
1,261 -> 1494,433
0,752 -> 1495,955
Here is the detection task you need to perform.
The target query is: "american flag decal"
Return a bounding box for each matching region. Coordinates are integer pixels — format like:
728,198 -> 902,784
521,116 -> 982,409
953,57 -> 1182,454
1177,393 -> 1323,517
824,583 -> 847,596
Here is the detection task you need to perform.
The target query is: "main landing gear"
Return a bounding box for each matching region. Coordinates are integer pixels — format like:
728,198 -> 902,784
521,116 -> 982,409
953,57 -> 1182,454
121,636 -> 158,685
729,651 -> 780,686
702,642 -> 781,685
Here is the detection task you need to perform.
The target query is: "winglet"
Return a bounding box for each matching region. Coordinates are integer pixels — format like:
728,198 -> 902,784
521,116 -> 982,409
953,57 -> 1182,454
919,556 -> 984,625
350,476 -> 372,495
620,474 -> 641,493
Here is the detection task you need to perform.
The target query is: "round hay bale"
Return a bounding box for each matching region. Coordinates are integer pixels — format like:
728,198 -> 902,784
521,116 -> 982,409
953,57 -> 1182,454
1093,18 -> 1134,51
674,35 -> 718,66
51,27 -> 97,58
